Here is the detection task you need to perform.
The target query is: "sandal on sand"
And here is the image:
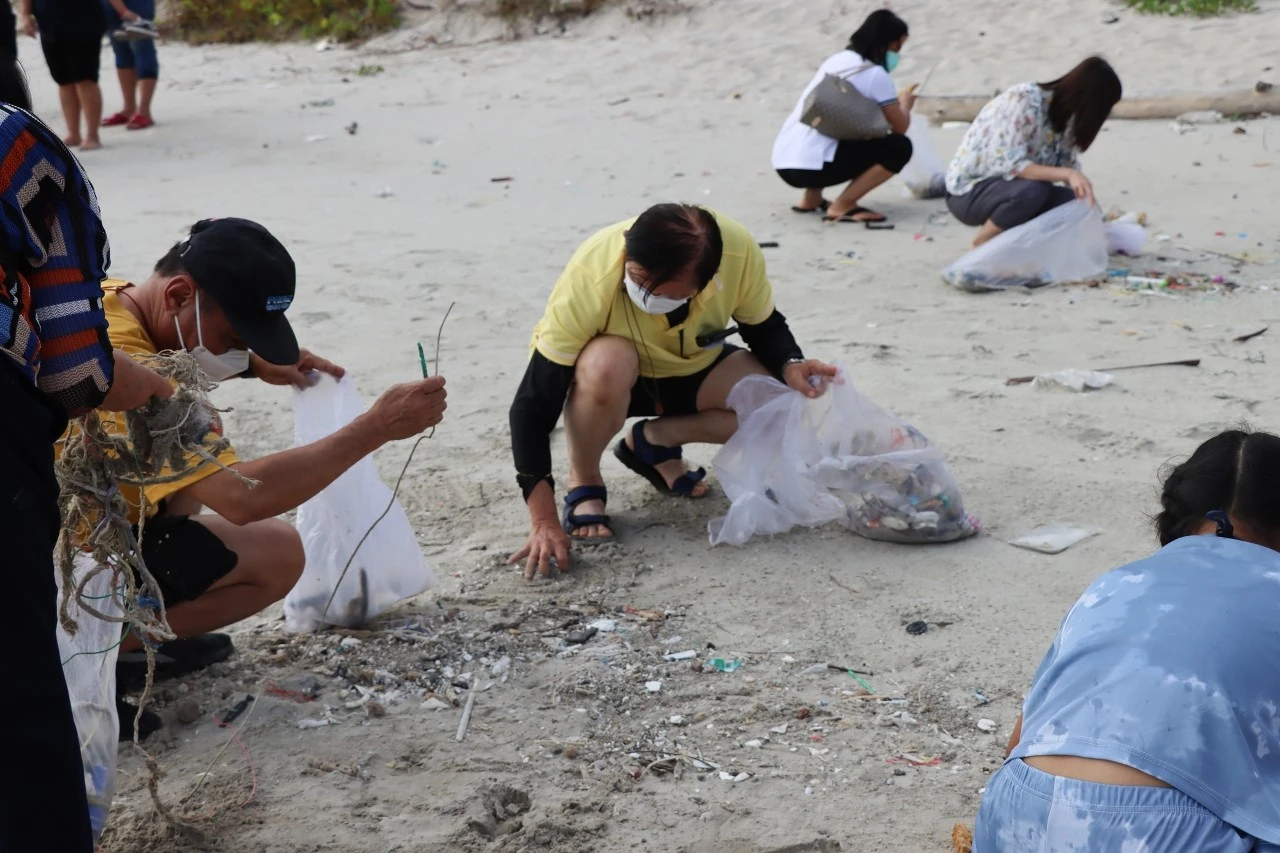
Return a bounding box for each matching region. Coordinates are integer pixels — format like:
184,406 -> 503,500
614,420 -> 706,497
102,112 -> 130,127
563,485 -> 613,538
127,114 -> 154,131
790,200 -> 830,214
825,205 -> 889,224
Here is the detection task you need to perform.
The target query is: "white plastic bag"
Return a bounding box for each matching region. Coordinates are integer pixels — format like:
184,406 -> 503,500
900,116 -> 947,199
1104,221 -> 1147,257
57,554 -> 123,841
284,375 -> 435,631
942,200 -> 1107,292
708,367 -> 979,546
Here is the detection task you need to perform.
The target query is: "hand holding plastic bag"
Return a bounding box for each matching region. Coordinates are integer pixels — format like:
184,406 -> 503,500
942,200 -> 1107,292
284,374 -> 435,632
708,367 -> 979,546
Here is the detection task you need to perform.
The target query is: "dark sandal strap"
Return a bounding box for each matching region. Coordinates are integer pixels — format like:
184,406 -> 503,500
670,467 -> 707,497
564,485 -> 608,510
630,420 -> 683,465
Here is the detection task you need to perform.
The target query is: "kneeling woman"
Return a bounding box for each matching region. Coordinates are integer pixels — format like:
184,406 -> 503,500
508,204 -> 836,578
945,56 -> 1122,247
978,429 -> 1280,852
771,9 -> 913,224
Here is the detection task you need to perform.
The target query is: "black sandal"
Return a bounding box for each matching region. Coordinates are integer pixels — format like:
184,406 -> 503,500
790,200 -> 831,214
562,485 -> 614,538
824,205 -> 893,227
613,421 -> 707,497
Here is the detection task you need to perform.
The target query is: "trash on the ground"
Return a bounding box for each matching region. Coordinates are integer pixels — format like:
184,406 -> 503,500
305,98 -> 335,107
1234,327 -> 1268,343
565,627 -> 598,645
589,619 -> 618,633
1176,110 -> 1224,125
887,753 -> 943,766
1010,523 -> 1099,555
942,201 -> 1106,292
1007,358 -> 1200,386
645,680 -> 662,693
905,620 -> 929,636
421,696 -> 451,711
304,134 -> 328,143
771,724 -> 789,734
974,689 -> 990,705
800,663 -> 830,676
1105,221 -> 1147,257
376,187 -> 395,198
668,715 -> 685,725
490,656 -> 511,677
977,718 -> 998,733
757,241 -> 780,248
709,658 -> 742,673
344,122 -> 359,135
663,650 -> 697,661
1032,369 -> 1114,393
743,739 -> 764,748
297,717 -> 335,729
490,176 -> 514,183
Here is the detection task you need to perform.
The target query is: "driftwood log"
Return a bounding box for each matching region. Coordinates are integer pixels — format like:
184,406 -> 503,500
916,89 -> 1280,123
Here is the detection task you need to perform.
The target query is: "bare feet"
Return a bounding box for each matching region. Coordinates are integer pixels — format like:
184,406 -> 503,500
791,188 -> 828,213
564,484 -> 613,540
625,424 -> 710,498
80,138 -> 102,151
63,135 -> 81,148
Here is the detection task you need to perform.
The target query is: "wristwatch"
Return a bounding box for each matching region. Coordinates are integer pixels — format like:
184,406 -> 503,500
783,358 -> 806,369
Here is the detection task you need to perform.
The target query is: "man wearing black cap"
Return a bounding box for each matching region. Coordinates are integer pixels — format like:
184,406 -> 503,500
65,218 -> 448,736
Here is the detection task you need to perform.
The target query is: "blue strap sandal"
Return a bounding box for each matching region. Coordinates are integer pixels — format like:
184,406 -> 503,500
563,485 -> 614,538
613,420 -> 707,497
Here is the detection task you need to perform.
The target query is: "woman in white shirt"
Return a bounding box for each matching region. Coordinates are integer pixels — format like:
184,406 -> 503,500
771,10 -> 913,225
945,57 -> 1122,247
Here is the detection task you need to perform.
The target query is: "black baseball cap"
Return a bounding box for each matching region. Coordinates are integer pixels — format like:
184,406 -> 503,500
179,217 -> 300,365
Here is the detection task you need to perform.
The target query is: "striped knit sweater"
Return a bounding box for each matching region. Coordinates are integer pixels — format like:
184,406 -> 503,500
0,102 -> 113,416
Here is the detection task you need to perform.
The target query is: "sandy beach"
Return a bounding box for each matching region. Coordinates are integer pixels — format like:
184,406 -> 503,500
19,0 -> 1280,850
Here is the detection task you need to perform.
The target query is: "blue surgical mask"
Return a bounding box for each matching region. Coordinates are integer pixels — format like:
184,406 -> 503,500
885,50 -> 900,73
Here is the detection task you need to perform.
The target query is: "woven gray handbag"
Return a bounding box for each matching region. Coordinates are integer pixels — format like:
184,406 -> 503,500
799,64 -> 892,141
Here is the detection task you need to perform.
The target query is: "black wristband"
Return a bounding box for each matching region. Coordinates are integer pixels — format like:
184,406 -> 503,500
517,473 -> 554,501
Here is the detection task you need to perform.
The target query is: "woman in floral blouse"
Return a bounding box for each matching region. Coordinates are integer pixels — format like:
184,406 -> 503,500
945,57 -> 1122,247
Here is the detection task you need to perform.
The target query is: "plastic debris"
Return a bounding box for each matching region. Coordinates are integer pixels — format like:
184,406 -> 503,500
743,739 -> 763,748
663,650 -> 697,662
645,681 -> 662,693
905,621 -> 928,636
297,718 -> 335,729
421,696 -> 451,711
1010,523 -> 1099,555
709,658 -> 742,673
977,719 -> 998,733
1032,369 -> 1114,393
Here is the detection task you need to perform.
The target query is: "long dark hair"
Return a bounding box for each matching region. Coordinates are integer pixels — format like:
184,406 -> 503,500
625,204 -> 723,291
1039,57 -> 1122,152
1155,429 -> 1280,546
0,55 -> 32,111
847,9 -> 908,68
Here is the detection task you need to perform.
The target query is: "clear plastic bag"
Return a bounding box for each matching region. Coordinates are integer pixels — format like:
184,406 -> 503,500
900,116 -> 948,199
942,200 -> 1107,292
1104,221 -> 1147,257
56,554 -> 123,841
708,367 -> 979,546
284,375 -> 435,632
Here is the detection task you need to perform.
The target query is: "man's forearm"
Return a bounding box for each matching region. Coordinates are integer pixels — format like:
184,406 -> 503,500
526,479 -> 558,527
193,414 -> 386,524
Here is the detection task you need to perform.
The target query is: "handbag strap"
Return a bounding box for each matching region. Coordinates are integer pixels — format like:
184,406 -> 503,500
833,62 -> 877,83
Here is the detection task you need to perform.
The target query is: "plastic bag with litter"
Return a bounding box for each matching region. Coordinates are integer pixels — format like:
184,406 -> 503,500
1104,221 -> 1147,257
708,367 -> 979,546
57,553 -> 123,841
284,374 -> 435,631
900,116 -> 948,199
942,200 -> 1107,292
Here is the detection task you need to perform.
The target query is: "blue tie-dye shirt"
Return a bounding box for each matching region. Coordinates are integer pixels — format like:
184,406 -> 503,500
1013,535 -> 1280,843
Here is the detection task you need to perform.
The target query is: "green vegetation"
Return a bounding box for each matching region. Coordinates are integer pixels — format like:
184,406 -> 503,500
167,0 -> 400,44
1122,0 -> 1256,16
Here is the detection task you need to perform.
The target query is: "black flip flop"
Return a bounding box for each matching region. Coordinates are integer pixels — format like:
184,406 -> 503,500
825,206 -> 893,228
790,200 -> 831,214
562,485 -> 614,539
613,421 -> 706,497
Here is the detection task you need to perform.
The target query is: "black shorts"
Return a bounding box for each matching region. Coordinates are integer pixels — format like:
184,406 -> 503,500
776,133 -> 914,189
40,38 -> 101,86
627,344 -> 739,418
134,515 -> 238,606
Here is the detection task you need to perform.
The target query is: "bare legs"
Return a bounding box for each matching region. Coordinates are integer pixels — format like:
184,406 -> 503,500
973,219 -> 1003,247
110,68 -> 156,122
57,82 -> 102,149
826,165 -> 895,220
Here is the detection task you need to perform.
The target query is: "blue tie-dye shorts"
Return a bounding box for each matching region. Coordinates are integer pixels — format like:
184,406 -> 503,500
975,759 -> 1280,852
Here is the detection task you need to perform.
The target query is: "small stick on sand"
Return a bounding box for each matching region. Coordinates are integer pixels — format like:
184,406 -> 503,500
456,690 -> 478,742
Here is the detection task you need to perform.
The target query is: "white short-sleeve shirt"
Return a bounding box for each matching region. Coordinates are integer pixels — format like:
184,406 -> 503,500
771,50 -> 899,172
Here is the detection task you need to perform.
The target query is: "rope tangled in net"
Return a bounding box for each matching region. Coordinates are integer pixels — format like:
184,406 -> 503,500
54,350 -> 256,837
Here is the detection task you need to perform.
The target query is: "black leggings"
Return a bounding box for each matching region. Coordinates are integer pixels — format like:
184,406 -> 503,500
946,177 -> 1076,230
776,133 -> 913,189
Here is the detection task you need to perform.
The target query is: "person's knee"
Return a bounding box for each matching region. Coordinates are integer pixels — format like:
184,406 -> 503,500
992,181 -> 1052,229
573,338 -> 637,403
246,519 -> 304,598
880,133 -> 913,173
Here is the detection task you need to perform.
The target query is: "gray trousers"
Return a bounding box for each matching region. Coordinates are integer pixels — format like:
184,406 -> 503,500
946,177 -> 1075,230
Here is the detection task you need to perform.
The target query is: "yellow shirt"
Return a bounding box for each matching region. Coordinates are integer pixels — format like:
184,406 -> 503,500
56,280 -> 240,524
530,209 -> 776,378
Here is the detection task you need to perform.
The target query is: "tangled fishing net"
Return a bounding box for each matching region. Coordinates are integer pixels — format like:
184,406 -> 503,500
54,350 -> 254,837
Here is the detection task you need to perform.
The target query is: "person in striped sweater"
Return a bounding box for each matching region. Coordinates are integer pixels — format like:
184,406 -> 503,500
0,56 -> 171,852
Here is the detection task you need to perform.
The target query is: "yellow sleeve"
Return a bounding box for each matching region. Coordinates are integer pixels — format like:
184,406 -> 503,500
533,261 -> 611,367
732,237 -> 776,326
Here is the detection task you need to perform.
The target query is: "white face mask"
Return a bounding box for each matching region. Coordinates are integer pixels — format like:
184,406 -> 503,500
624,272 -> 690,315
174,292 -> 252,382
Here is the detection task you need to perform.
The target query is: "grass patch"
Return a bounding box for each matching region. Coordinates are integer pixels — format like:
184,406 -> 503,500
1122,0 -> 1256,16
166,0 -> 400,44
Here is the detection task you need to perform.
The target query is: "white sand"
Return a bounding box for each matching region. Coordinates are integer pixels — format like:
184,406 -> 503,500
18,1 -> 1280,849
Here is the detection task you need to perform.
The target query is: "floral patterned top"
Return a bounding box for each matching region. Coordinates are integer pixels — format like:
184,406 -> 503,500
945,82 -> 1080,196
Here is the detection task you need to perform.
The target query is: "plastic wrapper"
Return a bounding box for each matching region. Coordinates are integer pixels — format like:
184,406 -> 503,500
708,367 -> 979,546
1010,523 -> 1098,554
900,115 -> 948,199
1104,221 -> 1148,257
56,554 -> 123,841
942,200 -> 1108,292
284,374 -> 435,631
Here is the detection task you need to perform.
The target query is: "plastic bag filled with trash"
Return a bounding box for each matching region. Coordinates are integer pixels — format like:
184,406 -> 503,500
284,374 -> 435,632
708,367 -> 979,546
942,200 -> 1107,292
57,554 -> 123,842
900,116 -> 948,199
